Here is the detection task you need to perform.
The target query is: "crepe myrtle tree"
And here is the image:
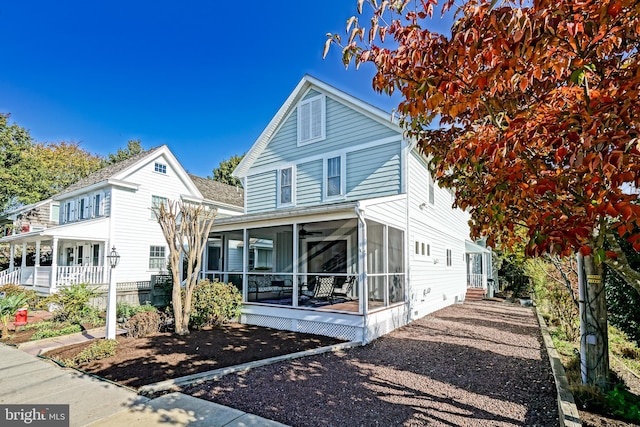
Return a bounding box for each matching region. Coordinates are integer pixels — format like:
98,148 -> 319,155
325,0 -> 640,390
153,200 -> 217,335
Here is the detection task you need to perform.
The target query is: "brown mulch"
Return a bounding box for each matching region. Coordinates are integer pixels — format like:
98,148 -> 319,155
44,323 -> 344,388
183,301 -> 560,427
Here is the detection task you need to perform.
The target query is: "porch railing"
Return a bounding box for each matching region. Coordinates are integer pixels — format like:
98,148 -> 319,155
0,268 -> 21,287
467,273 -> 486,289
57,266 -> 107,286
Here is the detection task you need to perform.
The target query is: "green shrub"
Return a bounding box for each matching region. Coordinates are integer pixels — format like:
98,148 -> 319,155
0,284 -> 39,309
30,324 -> 82,340
189,279 -> 242,330
124,311 -> 163,338
39,283 -> 99,324
606,384 -> 640,423
63,339 -> 118,367
117,301 -> 157,320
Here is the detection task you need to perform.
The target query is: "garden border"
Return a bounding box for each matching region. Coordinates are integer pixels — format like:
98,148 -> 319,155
535,308 -> 581,427
139,340 -> 362,396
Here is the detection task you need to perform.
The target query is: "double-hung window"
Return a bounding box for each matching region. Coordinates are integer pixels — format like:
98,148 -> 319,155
279,167 -> 293,206
151,195 -> 168,219
149,246 -> 166,269
297,95 -> 325,145
93,193 -> 102,217
326,156 -> 342,198
428,174 -> 435,205
446,249 -> 452,267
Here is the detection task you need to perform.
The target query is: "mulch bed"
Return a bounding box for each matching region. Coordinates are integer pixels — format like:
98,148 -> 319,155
44,323 -> 344,388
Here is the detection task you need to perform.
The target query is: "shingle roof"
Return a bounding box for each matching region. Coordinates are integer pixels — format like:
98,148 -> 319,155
56,146 -> 165,196
188,174 -> 244,208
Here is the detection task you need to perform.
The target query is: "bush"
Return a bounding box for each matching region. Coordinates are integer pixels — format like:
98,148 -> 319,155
116,301 -> 157,320
124,311 -> 163,338
30,324 -> 82,341
606,384 -> 640,423
189,280 -> 242,330
39,283 -> 100,325
0,284 -> 39,310
62,339 -> 118,367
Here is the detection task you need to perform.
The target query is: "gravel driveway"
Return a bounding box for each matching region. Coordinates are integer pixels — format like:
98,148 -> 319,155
183,301 -> 559,426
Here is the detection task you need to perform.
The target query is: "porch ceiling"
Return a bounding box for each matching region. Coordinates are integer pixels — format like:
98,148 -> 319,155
465,240 -> 491,254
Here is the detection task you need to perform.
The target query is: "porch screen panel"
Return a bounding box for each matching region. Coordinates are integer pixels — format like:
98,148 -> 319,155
388,226 -> 405,304
247,226 -> 293,306
367,221 -> 385,307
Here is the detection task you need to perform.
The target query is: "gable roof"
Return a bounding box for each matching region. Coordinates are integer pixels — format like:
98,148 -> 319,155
54,145 -> 202,200
56,146 -> 165,196
188,174 -> 244,208
232,74 -> 403,179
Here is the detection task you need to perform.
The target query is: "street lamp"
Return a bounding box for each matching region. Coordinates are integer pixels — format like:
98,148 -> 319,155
105,246 -> 120,340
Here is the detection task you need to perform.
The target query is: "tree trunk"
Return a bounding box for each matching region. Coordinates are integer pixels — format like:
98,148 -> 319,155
579,254 -> 610,391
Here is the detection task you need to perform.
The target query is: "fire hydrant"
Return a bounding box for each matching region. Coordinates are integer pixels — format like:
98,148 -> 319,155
14,308 -> 28,327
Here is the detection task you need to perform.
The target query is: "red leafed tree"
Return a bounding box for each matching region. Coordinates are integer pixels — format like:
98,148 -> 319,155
326,0 -> 640,390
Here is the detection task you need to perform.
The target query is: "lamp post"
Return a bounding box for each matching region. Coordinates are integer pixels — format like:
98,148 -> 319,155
105,246 -> 120,340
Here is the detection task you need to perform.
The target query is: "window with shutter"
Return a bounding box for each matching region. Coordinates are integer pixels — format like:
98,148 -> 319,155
297,94 -> 325,145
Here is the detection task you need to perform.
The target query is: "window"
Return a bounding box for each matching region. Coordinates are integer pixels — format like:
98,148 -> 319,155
415,241 -> 420,254
151,196 -> 168,219
279,167 -> 293,205
94,193 -> 101,217
50,203 -> 60,221
326,156 -> 342,197
149,246 -> 166,269
65,201 -> 72,222
446,249 -> 452,266
297,95 -> 325,144
428,174 -> 435,205
426,243 -> 431,256
154,162 -> 167,174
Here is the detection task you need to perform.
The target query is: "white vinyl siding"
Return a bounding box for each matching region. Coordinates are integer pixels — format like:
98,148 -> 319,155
297,94 -> 325,145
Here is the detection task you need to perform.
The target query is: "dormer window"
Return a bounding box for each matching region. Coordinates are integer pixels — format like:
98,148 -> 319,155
154,162 -> 167,174
297,94 -> 325,145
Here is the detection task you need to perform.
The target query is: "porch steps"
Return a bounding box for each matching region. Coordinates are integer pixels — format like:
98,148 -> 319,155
465,287 -> 485,301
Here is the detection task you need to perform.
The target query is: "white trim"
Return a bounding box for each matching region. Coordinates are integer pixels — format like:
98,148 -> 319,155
296,94 -> 326,146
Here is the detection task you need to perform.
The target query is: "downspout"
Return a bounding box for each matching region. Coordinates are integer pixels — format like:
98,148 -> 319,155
577,253 -> 587,384
355,202 -> 368,344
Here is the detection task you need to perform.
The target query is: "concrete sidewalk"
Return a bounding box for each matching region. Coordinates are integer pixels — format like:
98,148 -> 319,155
0,344 -> 288,426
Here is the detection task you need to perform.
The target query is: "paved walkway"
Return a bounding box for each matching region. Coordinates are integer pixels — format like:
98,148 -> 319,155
0,343 -> 288,426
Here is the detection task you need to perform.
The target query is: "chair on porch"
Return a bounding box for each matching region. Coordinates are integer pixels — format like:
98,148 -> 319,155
309,276 -> 335,306
332,276 -> 356,301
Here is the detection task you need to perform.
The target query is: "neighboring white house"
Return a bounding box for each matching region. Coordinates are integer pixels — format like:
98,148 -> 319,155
0,145 -> 244,294
199,75 -> 492,343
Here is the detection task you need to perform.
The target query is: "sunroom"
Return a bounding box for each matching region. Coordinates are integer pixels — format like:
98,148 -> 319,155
200,200 -> 408,343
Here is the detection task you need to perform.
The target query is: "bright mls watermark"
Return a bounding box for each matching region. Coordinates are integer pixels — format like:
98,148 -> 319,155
1,405 -> 69,427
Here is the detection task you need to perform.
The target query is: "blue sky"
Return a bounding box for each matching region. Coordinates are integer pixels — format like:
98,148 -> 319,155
0,1 -> 449,178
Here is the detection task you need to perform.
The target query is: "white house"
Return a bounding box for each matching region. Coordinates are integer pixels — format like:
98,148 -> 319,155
199,75 -> 492,343
0,145 -> 244,295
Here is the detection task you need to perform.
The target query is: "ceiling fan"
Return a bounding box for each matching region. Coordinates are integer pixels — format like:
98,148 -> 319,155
299,225 -> 322,238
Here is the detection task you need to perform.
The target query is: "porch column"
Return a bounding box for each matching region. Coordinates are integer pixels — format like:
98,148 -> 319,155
50,237 -> 59,292
21,242 -> 27,268
34,240 -> 41,287
9,244 -> 15,272
292,223 -> 299,306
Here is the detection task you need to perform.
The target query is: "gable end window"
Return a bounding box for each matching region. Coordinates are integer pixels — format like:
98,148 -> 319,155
326,156 -> 343,198
154,162 -> 167,174
279,167 -> 293,206
297,95 -> 325,145
149,246 -> 166,269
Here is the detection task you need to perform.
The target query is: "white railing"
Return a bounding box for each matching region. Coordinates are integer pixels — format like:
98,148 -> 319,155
57,266 -> 107,286
467,273 -> 486,289
0,268 -> 21,287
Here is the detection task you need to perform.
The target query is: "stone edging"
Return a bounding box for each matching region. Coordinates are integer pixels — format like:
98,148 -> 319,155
139,340 -> 362,396
535,308 -> 581,427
